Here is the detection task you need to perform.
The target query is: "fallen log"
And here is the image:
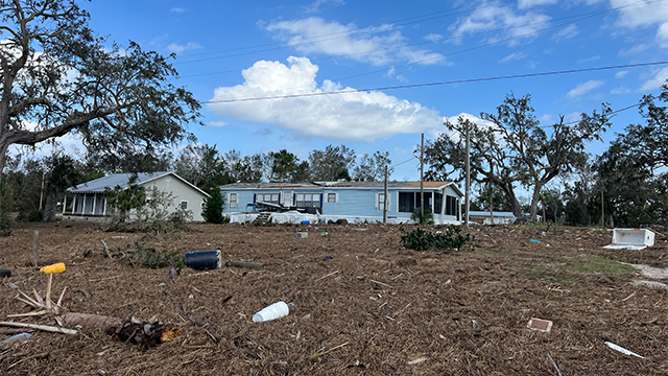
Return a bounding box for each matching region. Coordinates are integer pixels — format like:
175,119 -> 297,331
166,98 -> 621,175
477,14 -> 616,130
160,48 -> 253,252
7,276 -> 181,349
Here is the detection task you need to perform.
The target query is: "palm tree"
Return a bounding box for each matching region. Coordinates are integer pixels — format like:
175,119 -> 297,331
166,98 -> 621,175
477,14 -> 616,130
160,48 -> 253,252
271,149 -> 297,182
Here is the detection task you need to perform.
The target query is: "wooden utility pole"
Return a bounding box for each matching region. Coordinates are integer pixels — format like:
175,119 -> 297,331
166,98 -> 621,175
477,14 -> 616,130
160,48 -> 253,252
420,133 -> 424,221
383,165 -> 388,224
32,230 -> 39,267
465,123 -> 470,228
38,168 -> 45,210
601,191 -> 604,227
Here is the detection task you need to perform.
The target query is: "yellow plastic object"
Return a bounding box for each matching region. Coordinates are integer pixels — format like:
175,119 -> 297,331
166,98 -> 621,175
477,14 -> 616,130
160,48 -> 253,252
40,263 -> 66,274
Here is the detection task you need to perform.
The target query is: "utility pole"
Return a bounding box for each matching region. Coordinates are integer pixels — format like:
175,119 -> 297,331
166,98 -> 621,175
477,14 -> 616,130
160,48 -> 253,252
465,122 -> 470,228
383,165 -> 388,224
39,168 -> 45,210
601,191 -> 604,228
420,133 -> 424,221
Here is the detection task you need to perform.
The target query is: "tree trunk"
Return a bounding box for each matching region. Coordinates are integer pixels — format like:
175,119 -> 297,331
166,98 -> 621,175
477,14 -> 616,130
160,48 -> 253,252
43,193 -> 56,222
0,142 -> 8,185
529,184 -> 543,220
500,183 -> 523,218
489,199 -> 494,225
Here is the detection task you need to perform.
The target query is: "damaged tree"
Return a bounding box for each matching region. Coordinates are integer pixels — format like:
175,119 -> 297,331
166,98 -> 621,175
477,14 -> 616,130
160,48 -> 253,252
6,275 -> 181,348
0,0 -> 201,182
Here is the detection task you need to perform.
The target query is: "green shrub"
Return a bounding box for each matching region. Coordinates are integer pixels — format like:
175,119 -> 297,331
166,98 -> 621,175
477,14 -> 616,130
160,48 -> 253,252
17,209 -> 43,222
0,183 -> 14,236
410,209 -> 434,225
125,241 -> 184,270
202,188 -> 225,224
400,226 -> 473,251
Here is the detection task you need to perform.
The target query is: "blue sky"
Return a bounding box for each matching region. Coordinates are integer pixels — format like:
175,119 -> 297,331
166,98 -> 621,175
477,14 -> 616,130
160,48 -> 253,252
47,0 -> 668,180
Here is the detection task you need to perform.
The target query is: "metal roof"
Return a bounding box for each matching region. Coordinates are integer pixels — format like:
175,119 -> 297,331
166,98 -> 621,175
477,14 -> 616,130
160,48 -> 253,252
68,172 -> 170,193
220,180 -> 458,190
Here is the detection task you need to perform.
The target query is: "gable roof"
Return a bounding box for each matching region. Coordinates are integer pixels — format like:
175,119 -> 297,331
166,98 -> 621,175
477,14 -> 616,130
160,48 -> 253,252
68,171 -> 210,197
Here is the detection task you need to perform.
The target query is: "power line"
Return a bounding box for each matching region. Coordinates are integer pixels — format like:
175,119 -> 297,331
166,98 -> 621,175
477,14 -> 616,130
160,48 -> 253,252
175,0 -> 667,81
538,103 -> 641,128
391,157 -> 418,168
328,0 -> 662,83
175,0 -> 517,61
201,61 -> 668,104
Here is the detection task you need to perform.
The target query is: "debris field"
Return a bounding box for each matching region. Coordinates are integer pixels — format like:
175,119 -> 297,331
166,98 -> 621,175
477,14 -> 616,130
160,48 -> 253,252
1,222 -> 668,375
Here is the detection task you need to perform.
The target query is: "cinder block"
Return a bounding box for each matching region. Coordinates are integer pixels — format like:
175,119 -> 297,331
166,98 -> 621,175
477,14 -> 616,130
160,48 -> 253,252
295,232 -> 309,238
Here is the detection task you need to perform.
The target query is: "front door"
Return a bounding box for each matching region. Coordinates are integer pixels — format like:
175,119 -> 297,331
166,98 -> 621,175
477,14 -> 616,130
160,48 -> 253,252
282,190 -> 294,207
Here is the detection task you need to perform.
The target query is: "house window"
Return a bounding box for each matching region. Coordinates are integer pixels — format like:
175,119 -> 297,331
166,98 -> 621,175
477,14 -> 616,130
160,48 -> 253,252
229,193 -> 238,209
399,192 -> 415,213
296,193 -> 320,207
255,193 -> 279,205
180,201 -> 188,210
327,193 -> 337,204
377,193 -> 390,211
445,195 -> 457,216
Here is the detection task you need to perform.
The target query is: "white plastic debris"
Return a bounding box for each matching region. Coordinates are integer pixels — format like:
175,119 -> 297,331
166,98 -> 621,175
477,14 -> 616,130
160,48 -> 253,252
253,301 -> 290,323
604,228 -> 655,250
604,341 -> 645,359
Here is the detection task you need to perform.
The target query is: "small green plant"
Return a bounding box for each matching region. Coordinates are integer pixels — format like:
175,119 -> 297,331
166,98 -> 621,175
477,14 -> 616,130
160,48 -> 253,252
125,241 -> 183,270
410,209 -> 434,225
400,226 -> 473,251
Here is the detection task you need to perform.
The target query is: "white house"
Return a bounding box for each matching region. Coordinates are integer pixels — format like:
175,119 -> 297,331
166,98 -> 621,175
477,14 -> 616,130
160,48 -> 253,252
65,172 -> 210,222
468,211 -> 516,225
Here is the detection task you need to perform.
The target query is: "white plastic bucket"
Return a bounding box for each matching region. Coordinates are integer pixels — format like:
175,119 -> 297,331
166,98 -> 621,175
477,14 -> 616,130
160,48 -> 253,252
252,301 -> 290,322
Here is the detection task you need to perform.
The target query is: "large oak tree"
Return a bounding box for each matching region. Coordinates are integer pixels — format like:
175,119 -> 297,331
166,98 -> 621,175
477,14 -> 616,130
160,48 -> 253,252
425,93 -> 611,219
0,0 -> 201,181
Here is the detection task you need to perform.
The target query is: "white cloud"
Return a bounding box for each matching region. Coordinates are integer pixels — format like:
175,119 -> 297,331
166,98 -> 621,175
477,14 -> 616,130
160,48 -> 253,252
577,55 -> 600,63
657,23 -> 668,45
384,66 -> 408,82
618,43 -> 649,56
540,114 -> 552,123
552,25 -> 578,41
499,52 -> 526,63
615,70 -> 628,78
424,33 -> 444,42
450,5 -> 551,46
640,67 -> 668,91
610,86 -> 631,94
610,0 -> 668,45
206,57 -> 444,141
443,113 -> 501,144
304,0 -> 345,14
167,42 -> 202,54
567,80 -> 605,97
171,7 -> 185,13
518,0 -> 558,10
208,121 -> 228,127
265,17 -> 445,66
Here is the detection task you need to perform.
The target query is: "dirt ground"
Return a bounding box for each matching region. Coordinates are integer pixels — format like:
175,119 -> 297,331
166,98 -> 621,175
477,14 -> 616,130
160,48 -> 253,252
1,222 -> 668,375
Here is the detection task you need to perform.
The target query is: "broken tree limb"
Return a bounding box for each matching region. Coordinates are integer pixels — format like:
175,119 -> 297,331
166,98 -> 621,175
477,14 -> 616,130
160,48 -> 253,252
316,270 -> 340,282
32,230 -> 38,267
370,279 -> 394,288
547,354 -> 563,376
301,342 -> 349,362
0,321 -> 78,335
226,261 -> 264,269
100,240 -> 112,259
9,277 -> 182,349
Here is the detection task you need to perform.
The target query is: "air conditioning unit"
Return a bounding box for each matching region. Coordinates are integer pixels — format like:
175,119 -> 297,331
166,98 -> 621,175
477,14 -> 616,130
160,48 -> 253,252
603,228 -> 655,250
